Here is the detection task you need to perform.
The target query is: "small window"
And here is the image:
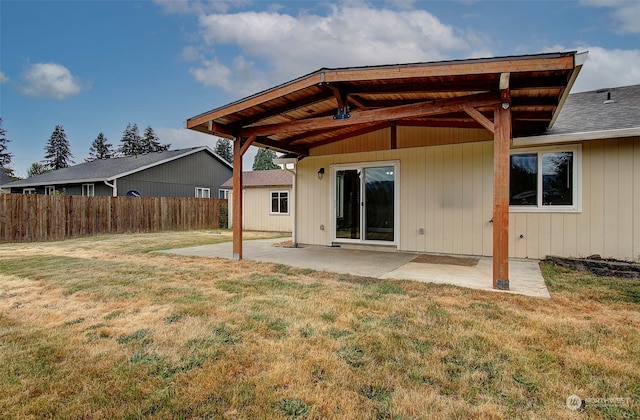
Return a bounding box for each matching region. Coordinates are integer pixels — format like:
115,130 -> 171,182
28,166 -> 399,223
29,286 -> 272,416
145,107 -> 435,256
270,190 -> 289,214
82,184 -> 95,197
219,189 -> 229,199
23,188 -> 36,195
510,146 -> 580,212
195,187 -> 210,198
44,186 -> 55,195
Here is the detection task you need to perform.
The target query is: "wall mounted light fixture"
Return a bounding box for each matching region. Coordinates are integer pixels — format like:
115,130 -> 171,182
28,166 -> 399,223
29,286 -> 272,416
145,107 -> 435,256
317,168 -> 325,180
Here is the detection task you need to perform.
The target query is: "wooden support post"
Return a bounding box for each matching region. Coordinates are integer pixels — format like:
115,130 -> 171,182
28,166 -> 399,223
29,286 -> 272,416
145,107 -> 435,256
231,135 -> 257,261
232,137 -> 243,260
493,103 -> 511,290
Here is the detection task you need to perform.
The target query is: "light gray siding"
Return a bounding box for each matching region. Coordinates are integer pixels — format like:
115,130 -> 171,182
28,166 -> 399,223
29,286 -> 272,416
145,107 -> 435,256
117,151 -> 232,197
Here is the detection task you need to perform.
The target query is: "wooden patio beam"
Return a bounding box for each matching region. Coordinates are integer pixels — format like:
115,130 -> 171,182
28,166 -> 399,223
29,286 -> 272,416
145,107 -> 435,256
240,92 -> 501,137
227,91 -> 333,129
253,137 -> 309,156
464,106 -> 495,133
492,103 -> 511,290
207,121 -> 236,139
232,136 -> 244,261
325,84 -> 348,109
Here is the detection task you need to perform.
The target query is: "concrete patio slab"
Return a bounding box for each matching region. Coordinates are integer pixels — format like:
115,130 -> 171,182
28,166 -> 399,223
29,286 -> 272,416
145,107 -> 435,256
161,238 -> 550,299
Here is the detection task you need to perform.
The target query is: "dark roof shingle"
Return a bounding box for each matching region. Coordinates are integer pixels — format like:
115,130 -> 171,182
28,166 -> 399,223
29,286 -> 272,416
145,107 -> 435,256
549,84 -> 640,134
221,169 -> 293,188
8,147 -> 230,188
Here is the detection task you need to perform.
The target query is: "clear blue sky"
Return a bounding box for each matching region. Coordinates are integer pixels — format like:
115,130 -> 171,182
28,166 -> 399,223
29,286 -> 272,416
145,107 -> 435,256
1,0 -> 639,177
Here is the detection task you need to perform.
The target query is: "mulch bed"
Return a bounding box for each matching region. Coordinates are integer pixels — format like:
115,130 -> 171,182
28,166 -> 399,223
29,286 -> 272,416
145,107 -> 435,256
412,254 -> 479,267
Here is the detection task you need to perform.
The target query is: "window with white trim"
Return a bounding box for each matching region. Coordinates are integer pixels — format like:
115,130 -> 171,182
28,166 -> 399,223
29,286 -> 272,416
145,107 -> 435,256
510,145 -> 580,212
44,186 -> 55,195
219,189 -> 229,199
23,188 -> 36,195
195,187 -> 210,198
270,190 -> 289,214
82,184 -> 95,196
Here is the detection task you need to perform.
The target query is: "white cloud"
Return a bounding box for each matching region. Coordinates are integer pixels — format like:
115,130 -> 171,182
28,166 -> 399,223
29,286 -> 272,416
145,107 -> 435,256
181,45 -> 202,61
188,4 -> 489,96
20,62 -> 84,99
153,0 -> 250,15
570,46 -> 640,92
580,0 -> 640,34
0,71 -> 9,84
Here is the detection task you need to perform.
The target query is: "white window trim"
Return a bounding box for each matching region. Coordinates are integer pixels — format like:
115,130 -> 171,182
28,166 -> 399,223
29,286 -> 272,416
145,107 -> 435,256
82,183 -> 95,197
270,190 -> 290,215
195,187 -> 210,198
23,188 -> 36,195
509,144 -> 581,213
219,189 -> 229,199
44,186 -> 55,195
330,160 -> 400,247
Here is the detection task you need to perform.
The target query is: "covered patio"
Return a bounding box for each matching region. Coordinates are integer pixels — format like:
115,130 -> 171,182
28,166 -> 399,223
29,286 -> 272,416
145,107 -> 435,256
187,52 -> 585,291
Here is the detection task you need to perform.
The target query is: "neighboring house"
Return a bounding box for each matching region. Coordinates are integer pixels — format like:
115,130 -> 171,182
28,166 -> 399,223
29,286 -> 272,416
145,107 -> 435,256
221,169 -> 293,232
187,51 -> 640,288
0,171 -> 12,194
6,146 -> 232,197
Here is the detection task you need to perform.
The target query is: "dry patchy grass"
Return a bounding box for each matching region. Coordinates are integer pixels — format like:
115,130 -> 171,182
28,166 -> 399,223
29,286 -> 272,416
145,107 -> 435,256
0,231 -> 638,419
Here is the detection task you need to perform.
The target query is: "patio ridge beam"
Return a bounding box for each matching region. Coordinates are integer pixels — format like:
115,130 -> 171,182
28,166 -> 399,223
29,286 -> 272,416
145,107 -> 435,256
240,92 -> 501,137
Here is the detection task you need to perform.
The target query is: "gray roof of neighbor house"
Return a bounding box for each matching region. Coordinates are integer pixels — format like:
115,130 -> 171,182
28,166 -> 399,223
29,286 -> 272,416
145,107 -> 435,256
7,146 -> 232,188
0,170 -> 11,185
548,84 -> 640,134
221,169 -> 293,189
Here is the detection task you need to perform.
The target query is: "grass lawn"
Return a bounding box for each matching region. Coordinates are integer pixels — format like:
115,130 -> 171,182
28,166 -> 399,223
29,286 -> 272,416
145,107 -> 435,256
0,231 -> 638,419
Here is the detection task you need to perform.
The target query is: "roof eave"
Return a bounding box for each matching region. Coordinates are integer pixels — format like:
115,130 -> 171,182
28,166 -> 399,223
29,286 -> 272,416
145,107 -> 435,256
186,51 -> 580,133
548,51 -> 589,130
513,126 -> 640,148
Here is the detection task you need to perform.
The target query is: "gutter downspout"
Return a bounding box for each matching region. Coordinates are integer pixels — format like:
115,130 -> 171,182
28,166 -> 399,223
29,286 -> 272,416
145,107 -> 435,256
104,179 -> 117,197
284,166 -> 297,246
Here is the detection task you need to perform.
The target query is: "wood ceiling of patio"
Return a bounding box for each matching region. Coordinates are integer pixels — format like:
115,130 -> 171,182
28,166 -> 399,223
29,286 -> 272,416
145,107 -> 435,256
186,52 -> 582,157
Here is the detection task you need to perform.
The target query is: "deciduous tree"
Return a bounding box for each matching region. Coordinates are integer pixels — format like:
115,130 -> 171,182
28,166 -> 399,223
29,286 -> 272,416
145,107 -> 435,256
252,148 -> 278,171
27,162 -> 50,177
214,138 -> 233,163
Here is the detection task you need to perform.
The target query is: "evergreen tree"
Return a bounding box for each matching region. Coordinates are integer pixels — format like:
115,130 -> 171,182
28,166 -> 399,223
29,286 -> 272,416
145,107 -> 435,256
141,125 -> 170,153
252,148 -> 278,170
119,123 -> 143,156
0,118 -> 14,177
214,138 -> 233,163
44,125 -> 74,170
86,132 -> 114,161
27,162 -> 50,177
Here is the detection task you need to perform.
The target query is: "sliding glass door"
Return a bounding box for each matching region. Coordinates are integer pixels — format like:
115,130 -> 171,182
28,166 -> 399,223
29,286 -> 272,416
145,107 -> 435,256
333,162 -> 398,244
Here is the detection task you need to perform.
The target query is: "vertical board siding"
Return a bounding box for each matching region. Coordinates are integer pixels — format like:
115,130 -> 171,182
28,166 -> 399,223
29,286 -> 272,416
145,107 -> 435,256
227,188 -> 292,232
0,195 -> 224,243
296,135 -> 640,261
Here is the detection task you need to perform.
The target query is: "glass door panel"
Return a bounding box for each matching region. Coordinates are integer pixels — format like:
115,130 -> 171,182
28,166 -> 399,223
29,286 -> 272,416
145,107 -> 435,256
335,169 -> 361,240
364,166 -> 395,242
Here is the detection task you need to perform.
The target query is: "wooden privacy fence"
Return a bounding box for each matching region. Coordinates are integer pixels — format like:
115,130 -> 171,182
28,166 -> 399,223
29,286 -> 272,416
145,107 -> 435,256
0,195 -> 226,243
